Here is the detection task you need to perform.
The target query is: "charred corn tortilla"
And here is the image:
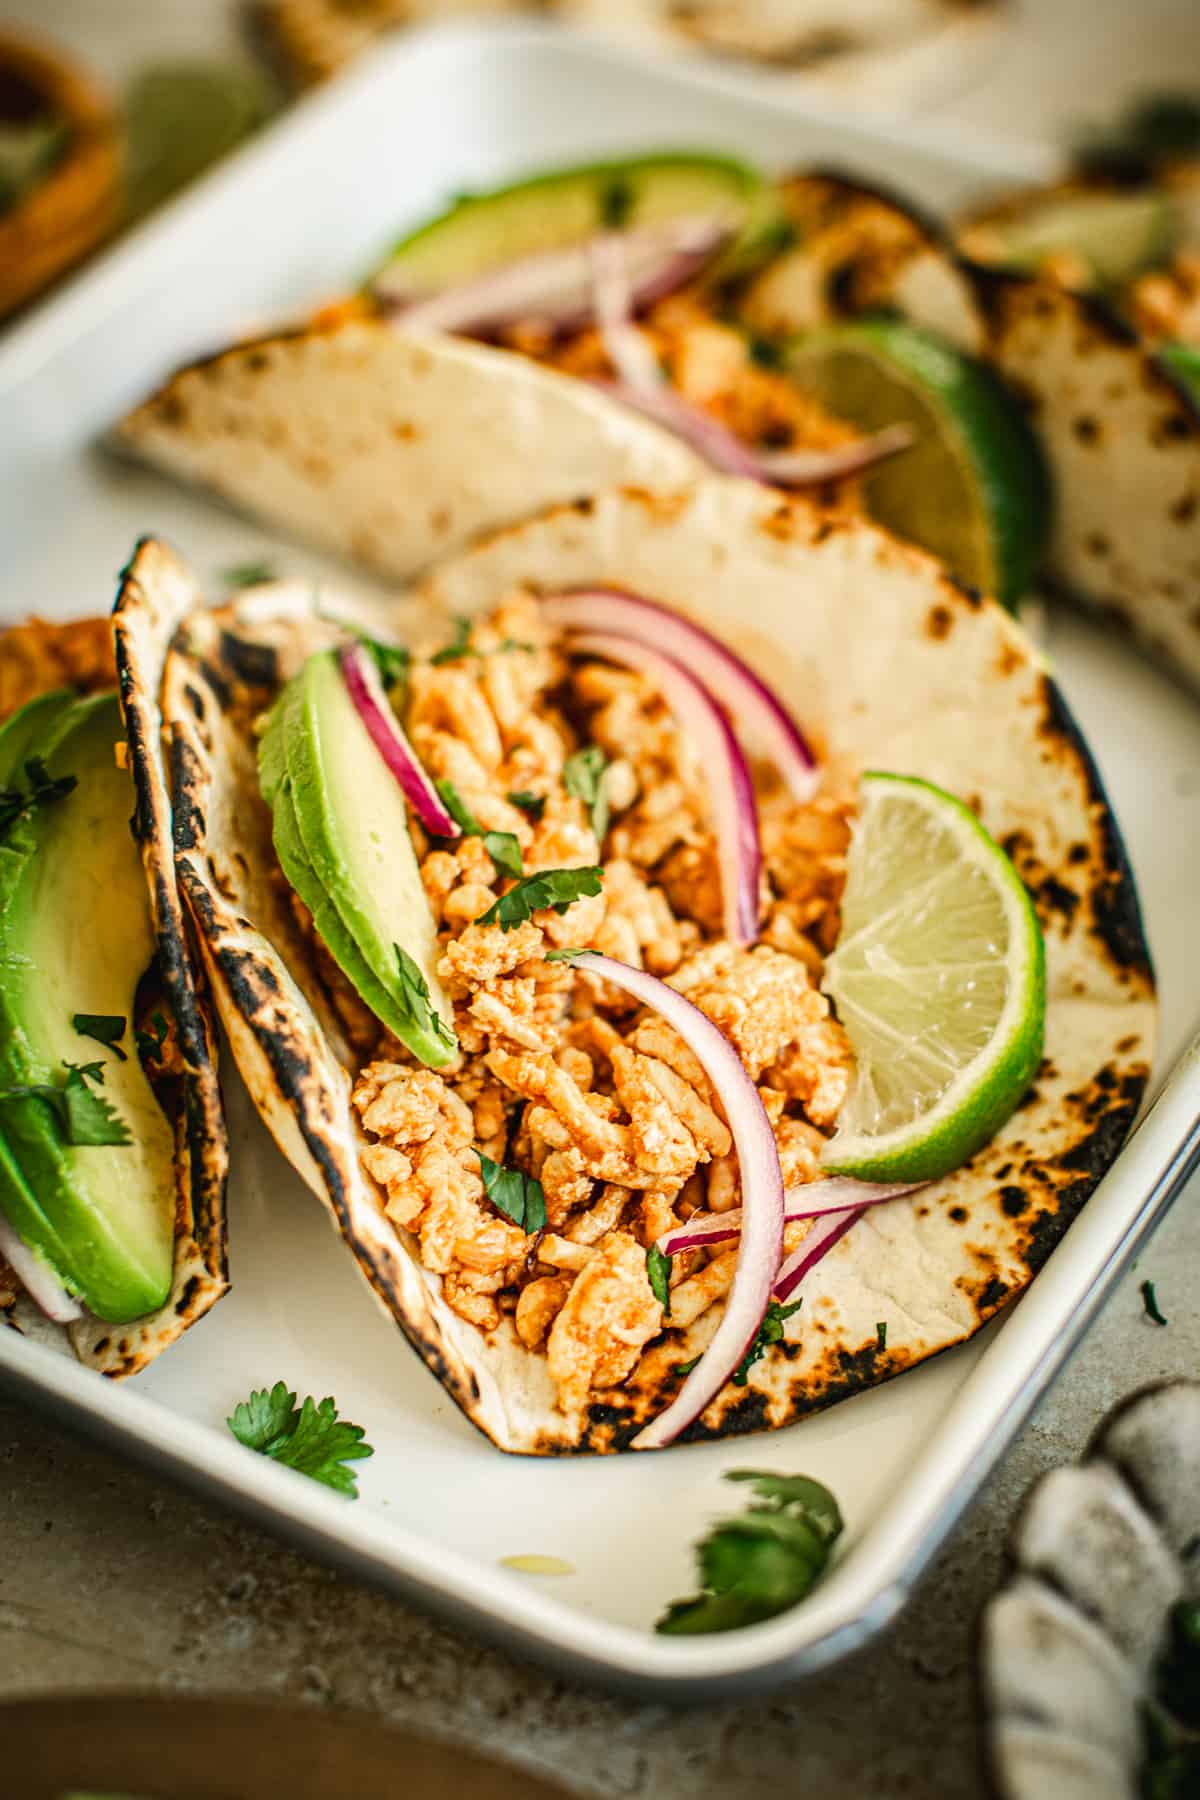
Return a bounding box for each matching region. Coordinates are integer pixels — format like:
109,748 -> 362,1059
0,546 -> 229,1373
740,171 -> 1200,684
157,479 -> 1152,1453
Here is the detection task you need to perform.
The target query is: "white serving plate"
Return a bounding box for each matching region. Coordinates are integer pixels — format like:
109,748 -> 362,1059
2,22 -> 1199,1700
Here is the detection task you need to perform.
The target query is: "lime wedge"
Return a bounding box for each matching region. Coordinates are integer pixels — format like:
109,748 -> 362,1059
821,772 -> 1045,1183
786,318 -> 1050,609
962,189 -> 1177,288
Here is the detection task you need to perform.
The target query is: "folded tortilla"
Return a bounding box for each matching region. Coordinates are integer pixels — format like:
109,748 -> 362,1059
113,320 -> 702,582
740,171 -> 1200,686
155,477 -> 1153,1452
2,542 -> 230,1375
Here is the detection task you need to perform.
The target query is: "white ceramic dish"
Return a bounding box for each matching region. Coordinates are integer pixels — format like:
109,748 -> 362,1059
1,22 -> 1199,1700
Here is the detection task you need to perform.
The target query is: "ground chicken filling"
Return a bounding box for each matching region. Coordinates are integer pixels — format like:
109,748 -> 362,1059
276,592 -> 855,1421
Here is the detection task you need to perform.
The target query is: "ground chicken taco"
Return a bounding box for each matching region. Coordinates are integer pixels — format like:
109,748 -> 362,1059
151,477 -> 1153,1453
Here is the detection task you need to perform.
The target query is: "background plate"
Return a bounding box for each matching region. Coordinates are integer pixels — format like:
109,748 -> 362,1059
1,22 -> 1198,1698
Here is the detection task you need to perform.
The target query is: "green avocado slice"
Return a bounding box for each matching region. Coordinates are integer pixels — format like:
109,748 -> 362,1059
367,150 -> 773,298
278,651 -> 456,1068
0,692 -> 176,1321
0,688 -> 77,784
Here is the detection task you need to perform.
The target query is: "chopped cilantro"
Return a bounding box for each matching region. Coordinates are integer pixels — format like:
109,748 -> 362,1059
394,946 -> 456,1053
476,1151 -> 546,1233
135,1010 -> 168,1063
656,1466 -> 843,1635
360,634 -> 410,693
646,1244 -> 672,1316
220,559 -> 277,590
0,756 -> 77,843
497,637 -> 534,653
732,1299 -> 803,1386
72,1013 -> 128,1062
434,778 -> 523,879
563,745 -> 610,844
544,946 -> 588,964
227,1381 -> 374,1497
429,614 -> 476,666
746,332 -> 785,369
475,866 -> 603,932
507,790 -> 546,821
1142,1279 -> 1169,1326
599,174 -> 634,230
876,1321 -> 888,1351
0,1062 -> 130,1148
675,1354 -> 701,1377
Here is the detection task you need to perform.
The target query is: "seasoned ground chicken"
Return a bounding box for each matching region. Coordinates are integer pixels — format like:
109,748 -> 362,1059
1128,251 -> 1200,346
0,615 -> 115,722
297,591 -> 859,1419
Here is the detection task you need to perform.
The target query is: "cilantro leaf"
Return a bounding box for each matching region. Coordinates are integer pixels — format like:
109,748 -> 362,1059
220,559 -> 277,590
656,1466 -> 843,1635
0,757 -> 77,843
507,790 -> 546,820
563,745 -> 610,844
876,1321 -> 888,1351
675,1354 -> 701,1377
72,1013 -> 128,1061
476,866 -> 602,932
1142,1279 -> 1169,1326
476,1150 -> 546,1233
646,1244 -> 672,1316
731,1299 -> 803,1386
135,1010 -> 168,1063
599,174 -> 633,229
394,946 -> 456,1053
434,779 -> 524,879
0,1062 -> 130,1148
430,614 -> 476,666
497,637 -> 534,654
544,947 -> 588,965
227,1381 -> 374,1498
360,634 -> 410,693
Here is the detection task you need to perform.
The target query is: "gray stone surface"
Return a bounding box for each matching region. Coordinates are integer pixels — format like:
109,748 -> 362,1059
2,1186 -> 1195,1800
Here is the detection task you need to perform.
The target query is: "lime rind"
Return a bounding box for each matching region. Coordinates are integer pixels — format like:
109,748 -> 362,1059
822,772 -> 1046,1184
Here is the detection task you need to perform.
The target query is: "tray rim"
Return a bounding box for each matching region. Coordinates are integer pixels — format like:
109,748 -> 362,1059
0,18 -> 1194,1699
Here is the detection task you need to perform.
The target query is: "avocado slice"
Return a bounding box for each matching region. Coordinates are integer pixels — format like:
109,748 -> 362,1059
0,692 -> 176,1321
0,688 -> 76,784
275,651 -> 456,1067
368,151 -> 772,299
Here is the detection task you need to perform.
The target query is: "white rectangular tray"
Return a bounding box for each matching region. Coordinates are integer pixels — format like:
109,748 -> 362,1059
2,22 -> 1200,1699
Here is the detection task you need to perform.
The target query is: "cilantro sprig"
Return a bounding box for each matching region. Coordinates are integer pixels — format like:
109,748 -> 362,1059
394,946 -> 456,1053
0,757 -> 77,843
430,614 -> 477,666
0,1062 -> 130,1148
563,745 -> 610,845
732,1299 -> 804,1386
475,866 -> 602,932
219,559 -> 277,590
1142,1279 -> 1169,1326
507,790 -> 546,821
656,1469 -> 843,1636
476,1151 -> 546,1233
646,1244 -> 672,1316
72,1013 -> 128,1061
434,779 -> 523,879
227,1382 -> 374,1498
360,633 -> 410,693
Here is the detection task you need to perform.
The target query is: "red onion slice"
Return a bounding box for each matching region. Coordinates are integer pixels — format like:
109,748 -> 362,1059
590,235 -> 665,394
557,952 -> 784,1452
569,630 -> 761,946
591,382 -> 914,489
338,643 -> 459,839
378,216 -> 730,333
655,1178 -> 920,1257
772,1208 -> 861,1304
541,587 -> 819,805
0,1210 -> 82,1324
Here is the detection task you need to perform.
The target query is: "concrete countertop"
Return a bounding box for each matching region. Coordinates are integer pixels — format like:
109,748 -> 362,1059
2,2 -> 1200,1793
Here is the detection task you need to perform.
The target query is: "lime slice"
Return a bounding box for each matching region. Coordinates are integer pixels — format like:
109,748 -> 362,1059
821,772 -> 1045,1183
962,190 -> 1177,288
786,318 -> 1050,609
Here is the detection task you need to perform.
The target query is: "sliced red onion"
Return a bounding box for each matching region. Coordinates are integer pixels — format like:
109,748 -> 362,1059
590,234 -> 665,395
558,952 -> 783,1452
0,1211 -> 82,1324
772,1208 -> 861,1305
655,1178 -> 920,1257
756,424 -> 915,484
569,630 -> 761,946
338,643 -> 458,838
541,587 -> 818,805
378,216 -> 730,333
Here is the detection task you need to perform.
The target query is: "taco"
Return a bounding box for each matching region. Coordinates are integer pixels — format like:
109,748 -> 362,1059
0,542 -> 229,1375
155,477 -> 1152,1453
